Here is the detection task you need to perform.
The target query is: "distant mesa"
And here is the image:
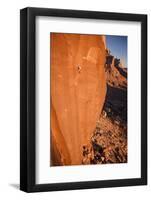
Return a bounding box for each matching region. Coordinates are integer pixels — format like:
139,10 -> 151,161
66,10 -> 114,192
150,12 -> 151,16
105,48 -> 127,88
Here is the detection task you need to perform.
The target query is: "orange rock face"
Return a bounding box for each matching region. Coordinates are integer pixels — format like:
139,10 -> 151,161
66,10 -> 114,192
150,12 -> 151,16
50,33 -> 107,166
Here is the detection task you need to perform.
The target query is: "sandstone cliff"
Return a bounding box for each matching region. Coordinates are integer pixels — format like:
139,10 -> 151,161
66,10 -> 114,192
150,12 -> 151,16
50,33 -> 107,165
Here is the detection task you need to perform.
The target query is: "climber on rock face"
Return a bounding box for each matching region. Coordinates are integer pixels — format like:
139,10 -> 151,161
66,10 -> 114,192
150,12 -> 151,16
77,65 -> 82,73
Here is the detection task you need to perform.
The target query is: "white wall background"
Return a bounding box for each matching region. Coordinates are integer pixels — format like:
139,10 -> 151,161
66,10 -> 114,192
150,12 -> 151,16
0,0 -> 150,199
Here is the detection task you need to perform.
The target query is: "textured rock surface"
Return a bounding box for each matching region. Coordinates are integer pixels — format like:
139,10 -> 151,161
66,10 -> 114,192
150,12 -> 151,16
50,33 -> 107,165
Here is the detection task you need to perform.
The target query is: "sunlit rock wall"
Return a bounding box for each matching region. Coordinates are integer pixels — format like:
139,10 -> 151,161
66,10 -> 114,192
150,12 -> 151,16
50,33 -> 107,165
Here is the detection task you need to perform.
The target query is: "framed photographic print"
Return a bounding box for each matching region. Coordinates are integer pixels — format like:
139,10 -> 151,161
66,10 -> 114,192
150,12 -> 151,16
20,7 -> 147,192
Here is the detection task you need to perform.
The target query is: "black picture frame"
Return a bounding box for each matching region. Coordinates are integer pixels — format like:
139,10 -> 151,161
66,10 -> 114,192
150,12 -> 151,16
20,7 -> 147,192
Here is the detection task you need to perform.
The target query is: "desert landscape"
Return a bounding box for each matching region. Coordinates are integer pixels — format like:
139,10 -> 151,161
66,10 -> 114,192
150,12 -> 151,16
50,33 -> 127,166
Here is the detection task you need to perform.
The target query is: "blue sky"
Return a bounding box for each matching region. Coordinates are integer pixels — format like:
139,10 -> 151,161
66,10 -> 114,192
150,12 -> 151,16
106,35 -> 127,68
